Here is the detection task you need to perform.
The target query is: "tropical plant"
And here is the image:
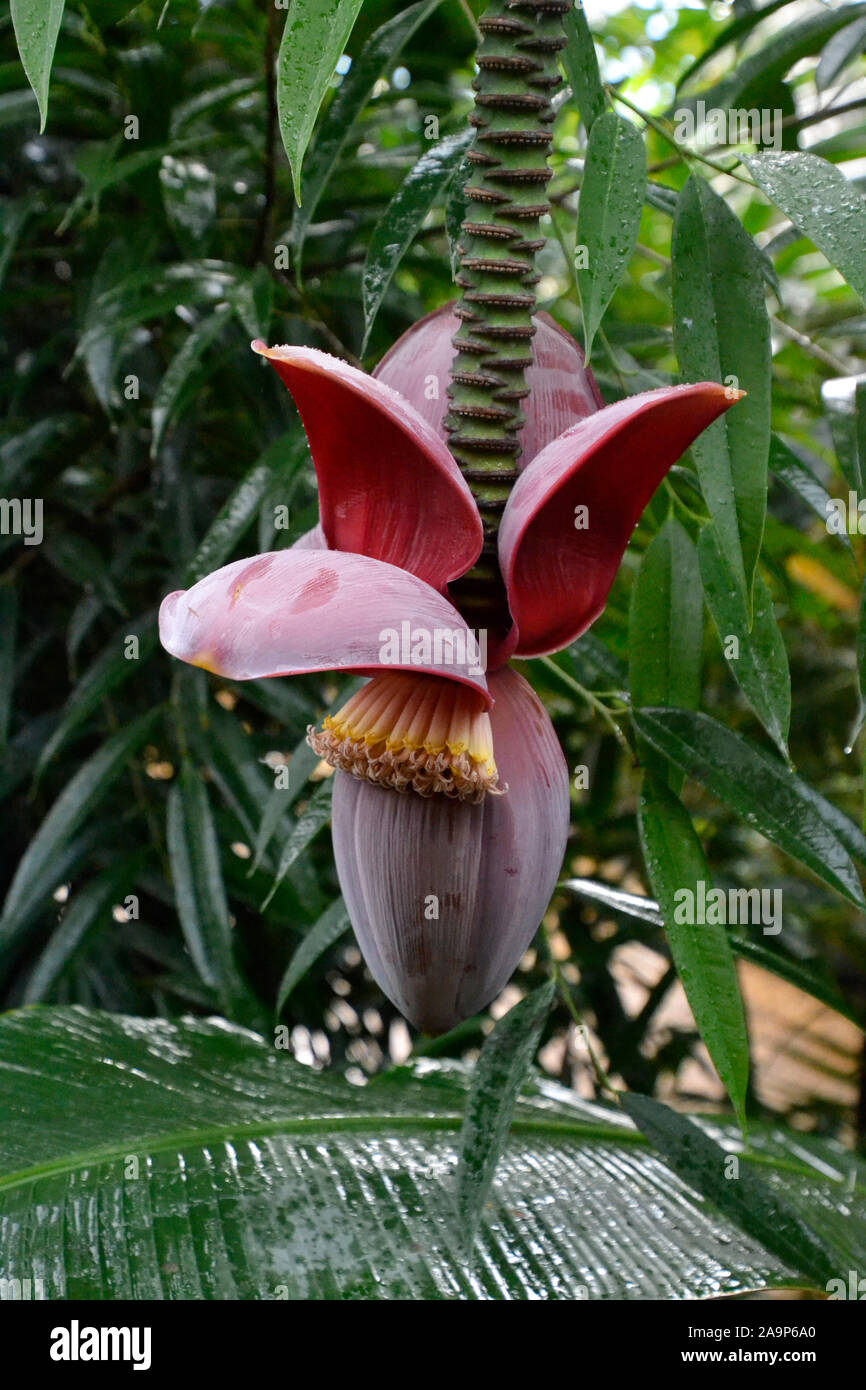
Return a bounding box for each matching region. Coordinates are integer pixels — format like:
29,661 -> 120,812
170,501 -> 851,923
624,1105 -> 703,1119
2,0 -> 866,1300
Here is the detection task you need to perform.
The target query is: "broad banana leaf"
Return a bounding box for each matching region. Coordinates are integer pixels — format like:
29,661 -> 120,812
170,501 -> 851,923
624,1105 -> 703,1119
0,1007 -> 862,1300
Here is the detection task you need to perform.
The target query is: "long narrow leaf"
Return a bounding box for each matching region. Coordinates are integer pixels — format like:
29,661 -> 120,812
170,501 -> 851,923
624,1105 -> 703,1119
1,708 -> 160,927
362,130 -> 473,352
698,525 -> 791,760
577,111 -> 645,361
673,175 -> 771,610
455,980 -> 555,1253
633,707 -> 866,906
290,0 -> 445,275
638,775 -> 750,1130
10,0 -> 65,131
622,1093 -> 840,1290
277,0 -> 365,204
276,896 -> 350,1012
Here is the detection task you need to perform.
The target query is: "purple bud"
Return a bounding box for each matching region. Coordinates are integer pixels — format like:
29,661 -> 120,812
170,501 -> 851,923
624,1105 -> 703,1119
331,667 -> 570,1034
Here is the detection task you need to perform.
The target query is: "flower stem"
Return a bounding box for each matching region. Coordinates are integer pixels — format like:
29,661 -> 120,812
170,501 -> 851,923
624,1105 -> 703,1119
537,654 -> 635,757
447,0 -> 568,636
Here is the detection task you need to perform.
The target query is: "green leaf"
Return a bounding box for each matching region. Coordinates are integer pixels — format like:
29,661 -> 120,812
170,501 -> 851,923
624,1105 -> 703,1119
290,0 -> 445,276
824,376 -> 866,496
185,434 -> 306,585
276,896 -> 350,1011
456,980 -> 555,1252
45,533 -> 126,615
1,1008 -> 862,1299
261,779 -> 334,910
637,776 -> 749,1130
622,1093 -> 840,1290
576,111 -> 645,362
683,3 -> 866,113
632,707 -> 866,906
80,238 -> 139,415
35,614 -> 159,777
629,517 -> 702,790
277,0 -> 365,205
698,525 -> 791,760
729,936 -> 861,1028
21,859 -> 146,1004
566,632 -> 628,691
183,698 -> 273,848
58,137 -> 202,236
151,303 -> 232,458
361,129 -> 473,352
561,876 -> 862,1026
673,177 -> 771,613
159,155 -> 216,255
817,14 -> 866,90
166,760 -> 249,1019
0,709 -> 160,930
169,76 -> 258,137
251,737 -> 323,874
745,152 -> 866,305
10,0 -> 65,131
225,264 -> 274,342
770,433 -> 852,553
851,574 -> 866,751
0,194 -> 34,294
185,462 -> 272,585
0,588 -> 18,749
563,1 -> 605,131
675,0 -> 802,95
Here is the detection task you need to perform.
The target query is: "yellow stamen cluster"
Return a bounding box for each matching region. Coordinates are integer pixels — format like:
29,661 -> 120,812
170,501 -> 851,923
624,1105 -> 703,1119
308,671 -> 501,802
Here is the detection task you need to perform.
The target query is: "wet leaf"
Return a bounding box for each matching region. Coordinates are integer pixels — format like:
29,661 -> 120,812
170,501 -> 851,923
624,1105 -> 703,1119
276,896 -> 350,1011
261,780 -> 334,910
622,1094 -> 841,1290
159,155 -> 217,255
638,776 -> 749,1130
577,111 -> 645,362
290,0 -> 445,276
10,0 -> 65,131
185,433 -> 305,585
0,1008 -> 862,1299
0,709 -> 160,929
456,980 -> 555,1253
36,614 -> 159,776
21,857 -> 147,1003
633,707 -> 866,906
746,151 -> 866,304
167,760 -> 256,1023
151,303 -> 232,458
698,524 -> 791,759
561,876 -> 861,1025
673,176 -> 771,611
770,433 -> 851,553
563,1 -> 605,130
277,0 -> 365,204
362,129 -> 473,352
629,516 -> 702,790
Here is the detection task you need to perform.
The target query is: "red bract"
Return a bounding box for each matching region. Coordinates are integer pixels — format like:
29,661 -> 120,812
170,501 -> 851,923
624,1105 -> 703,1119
159,304 -> 740,1032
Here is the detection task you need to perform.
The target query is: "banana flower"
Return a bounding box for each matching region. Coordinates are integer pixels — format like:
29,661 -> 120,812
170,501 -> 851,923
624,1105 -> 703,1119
160,304 -> 738,1033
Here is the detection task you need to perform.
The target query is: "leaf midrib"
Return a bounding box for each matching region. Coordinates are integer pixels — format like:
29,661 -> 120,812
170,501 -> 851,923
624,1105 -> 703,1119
0,1107 -> 856,1199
